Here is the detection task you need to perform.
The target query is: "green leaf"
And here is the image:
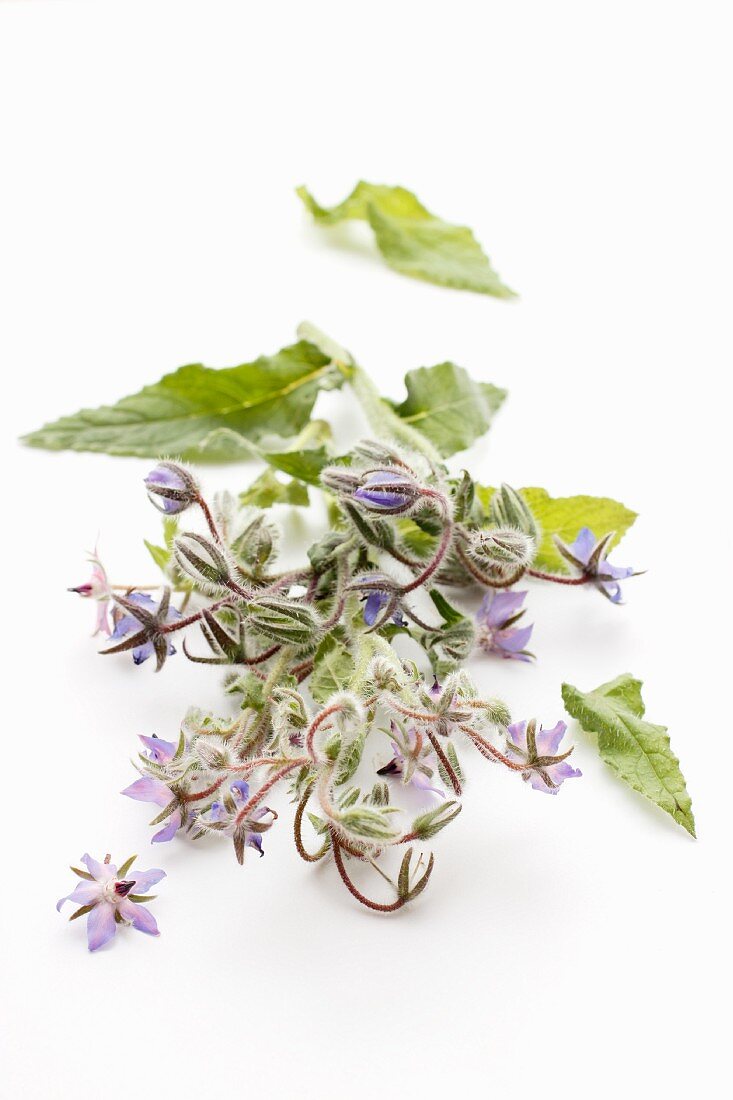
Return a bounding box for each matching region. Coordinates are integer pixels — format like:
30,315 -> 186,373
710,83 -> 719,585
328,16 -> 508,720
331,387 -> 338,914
22,340 -> 343,460
239,469 -> 309,509
476,485 -> 637,573
396,517 -> 438,559
562,674 -> 695,837
297,181 -> 516,298
429,588 -> 464,627
310,628 -> 355,705
338,806 -> 400,842
264,447 -> 331,486
411,800 -> 462,840
390,362 -> 506,458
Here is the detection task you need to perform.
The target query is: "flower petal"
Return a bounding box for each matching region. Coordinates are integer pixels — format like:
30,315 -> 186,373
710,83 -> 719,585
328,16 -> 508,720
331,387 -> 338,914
138,734 -> 176,763
567,526 -> 596,565
132,641 -> 155,665
56,881 -> 104,912
535,721 -> 568,756
363,591 -> 386,627
86,902 -> 117,951
81,853 -> 117,881
121,777 -> 172,807
126,868 -> 166,894
117,899 -> 160,936
152,810 -> 182,843
506,721 -> 528,753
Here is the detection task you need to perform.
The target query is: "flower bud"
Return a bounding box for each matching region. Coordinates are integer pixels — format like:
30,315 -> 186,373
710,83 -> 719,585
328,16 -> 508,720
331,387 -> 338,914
144,462 -> 199,515
352,471 -> 422,514
174,532 -> 232,590
488,484 -> 539,543
320,466 -> 362,496
468,527 -> 534,582
452,471 -> 476,523
246,596 -> 321,646
230,515 -> 276,572
352,440 -> 415,470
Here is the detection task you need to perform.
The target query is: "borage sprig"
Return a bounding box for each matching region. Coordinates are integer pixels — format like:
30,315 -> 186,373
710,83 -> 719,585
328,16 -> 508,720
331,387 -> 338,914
76,429 -> 639,914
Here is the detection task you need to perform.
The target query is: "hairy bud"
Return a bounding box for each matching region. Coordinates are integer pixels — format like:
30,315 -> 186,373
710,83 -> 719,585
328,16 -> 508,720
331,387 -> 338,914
468,527 -> 534,582
230,514 -> 276,573
352,470 -> 423,515
246,596 -> 321,646
174,532 -> 233,591
488,484 -> 539,543
144,462 -> 199,515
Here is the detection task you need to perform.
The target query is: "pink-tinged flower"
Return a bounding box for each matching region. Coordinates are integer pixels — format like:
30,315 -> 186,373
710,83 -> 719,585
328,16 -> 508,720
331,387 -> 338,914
68,546 -> 113,635
144,461 -> 198,515
555,527 -> 636,603
56,853 -> 165,951
121,774 -> 183,843
506,719 -> 581,794
377,722 -> 444,798
475,589 -> 534,661
105,589 -> 182,670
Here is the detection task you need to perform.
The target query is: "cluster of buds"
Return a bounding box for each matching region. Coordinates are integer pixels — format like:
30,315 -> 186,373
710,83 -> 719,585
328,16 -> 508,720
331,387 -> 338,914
61,444 -> 644,935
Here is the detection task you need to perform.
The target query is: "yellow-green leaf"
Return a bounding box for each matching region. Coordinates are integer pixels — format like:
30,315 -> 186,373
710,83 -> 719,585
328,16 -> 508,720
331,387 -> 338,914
298,181 -> 515,298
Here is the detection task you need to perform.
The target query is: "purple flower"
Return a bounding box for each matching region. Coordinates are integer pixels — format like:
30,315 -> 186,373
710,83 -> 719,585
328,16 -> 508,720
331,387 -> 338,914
105,590 -> 181,669
207,779 -> 276,861
556,527 -> 635,603
377,723 -> 444,798
475,589 -> 534,661
121,774 -> 183,843
144,461 -> 198,515
506,719 -> 581,794
353,471 -> 418,514
68,546 -> 112,636
57,853 -> 165,951
138,733 -> 177,764
350,572 -> 407,629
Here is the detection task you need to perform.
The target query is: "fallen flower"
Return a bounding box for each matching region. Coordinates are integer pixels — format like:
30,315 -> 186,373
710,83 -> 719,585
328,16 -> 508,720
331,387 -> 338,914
56,853 -> 165,951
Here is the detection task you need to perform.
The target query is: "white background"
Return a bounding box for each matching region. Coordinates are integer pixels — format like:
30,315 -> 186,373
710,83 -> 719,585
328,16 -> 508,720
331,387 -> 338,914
1,2 -> 731,1097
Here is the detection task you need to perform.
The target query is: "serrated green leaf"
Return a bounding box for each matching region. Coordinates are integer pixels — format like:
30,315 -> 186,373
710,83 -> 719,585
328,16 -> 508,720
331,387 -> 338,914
239,468 -> 309,509
476,485 -> 637,573
562,674 -> 695,837
390,362 -> 506,458
310,628 -> 356,705
298,181 -> 515,298
22,340 -> 343,460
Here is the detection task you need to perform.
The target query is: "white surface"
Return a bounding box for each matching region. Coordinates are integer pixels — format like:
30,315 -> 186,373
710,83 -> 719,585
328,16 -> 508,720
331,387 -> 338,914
1,2 -> 731,1097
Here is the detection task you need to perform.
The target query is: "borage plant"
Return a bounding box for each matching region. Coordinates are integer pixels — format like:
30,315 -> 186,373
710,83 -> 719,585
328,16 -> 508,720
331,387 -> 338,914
28,322 -> 693,944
